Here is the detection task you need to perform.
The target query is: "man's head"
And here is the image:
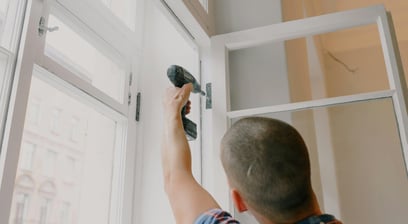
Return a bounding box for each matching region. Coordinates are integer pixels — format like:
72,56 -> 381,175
221,117 -> 316,223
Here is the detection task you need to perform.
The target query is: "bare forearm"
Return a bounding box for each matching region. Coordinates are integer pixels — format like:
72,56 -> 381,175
161,84 -> 220,224
162,114 -> 193,185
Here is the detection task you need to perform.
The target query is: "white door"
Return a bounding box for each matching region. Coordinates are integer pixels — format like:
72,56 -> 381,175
210,5 -> 408,224
0,0 -> 142,223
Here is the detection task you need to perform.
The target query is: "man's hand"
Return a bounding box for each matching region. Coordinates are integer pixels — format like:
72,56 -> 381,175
163,83 -> 193,119
162,83 -> 220,224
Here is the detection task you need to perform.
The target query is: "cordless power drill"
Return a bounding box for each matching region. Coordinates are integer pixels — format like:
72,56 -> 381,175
167,65 -> 205,141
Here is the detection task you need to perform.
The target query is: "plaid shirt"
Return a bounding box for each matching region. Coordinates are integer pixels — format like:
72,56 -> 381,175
194,209 -> 342,224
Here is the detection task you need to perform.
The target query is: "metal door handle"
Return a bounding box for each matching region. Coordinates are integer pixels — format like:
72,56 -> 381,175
39,17 -> 59,36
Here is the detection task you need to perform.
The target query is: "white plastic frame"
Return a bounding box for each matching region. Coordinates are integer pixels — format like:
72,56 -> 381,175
0,0 -> 141,223
210,4 -> 408,211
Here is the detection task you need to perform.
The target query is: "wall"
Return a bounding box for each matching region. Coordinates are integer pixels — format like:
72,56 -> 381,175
325,45 -> 408,224
214,0 -> 282,34
135,1 -> 200,223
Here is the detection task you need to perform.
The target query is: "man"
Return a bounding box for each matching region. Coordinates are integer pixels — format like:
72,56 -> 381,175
162,83 -> 342,224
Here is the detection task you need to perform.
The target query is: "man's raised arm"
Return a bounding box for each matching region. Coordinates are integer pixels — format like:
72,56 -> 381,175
161,83 -> 220,224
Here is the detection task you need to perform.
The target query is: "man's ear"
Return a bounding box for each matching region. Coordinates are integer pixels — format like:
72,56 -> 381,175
231,189 -> 248,213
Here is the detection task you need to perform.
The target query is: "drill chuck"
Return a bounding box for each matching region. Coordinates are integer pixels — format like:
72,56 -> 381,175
167,65 -> 205,96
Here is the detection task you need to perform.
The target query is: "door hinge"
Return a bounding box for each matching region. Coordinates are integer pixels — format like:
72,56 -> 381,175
136,92 -> 141,121
206,83 -> 212,109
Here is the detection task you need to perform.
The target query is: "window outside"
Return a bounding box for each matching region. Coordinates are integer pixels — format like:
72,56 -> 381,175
8,71 -> 120,224
19,142 -> 36,171
12,193 -> 30,224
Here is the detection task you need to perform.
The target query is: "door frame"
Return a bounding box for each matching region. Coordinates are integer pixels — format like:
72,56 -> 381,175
209,4 -> 408,214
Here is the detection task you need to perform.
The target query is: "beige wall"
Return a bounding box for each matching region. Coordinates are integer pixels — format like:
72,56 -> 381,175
283,1 -> 408,223
328,98 -> 408,223
324,41 -> 408,224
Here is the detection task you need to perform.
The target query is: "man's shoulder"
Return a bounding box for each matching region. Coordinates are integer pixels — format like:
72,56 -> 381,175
297,214 -> 342,224
194,208 -> 240,224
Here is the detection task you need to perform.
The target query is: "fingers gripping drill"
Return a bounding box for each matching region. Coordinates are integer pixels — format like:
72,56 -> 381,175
167,65 -> 205,141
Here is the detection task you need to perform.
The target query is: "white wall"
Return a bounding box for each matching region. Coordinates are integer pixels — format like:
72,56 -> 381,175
135,1 -> 200,223
214,0 -> 282,34
229,43 -> 290,111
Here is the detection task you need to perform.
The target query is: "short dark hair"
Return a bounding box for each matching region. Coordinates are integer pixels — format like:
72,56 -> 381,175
221,117 -> 313,223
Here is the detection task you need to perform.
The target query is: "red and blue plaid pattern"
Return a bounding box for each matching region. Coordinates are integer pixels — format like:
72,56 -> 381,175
194,209 -> 342,224
194,209 -> 240,224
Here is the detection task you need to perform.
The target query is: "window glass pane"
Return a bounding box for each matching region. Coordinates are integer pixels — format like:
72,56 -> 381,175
0,0 -> 24,51
9,69 -> 124,224
0,0 -> 8,13
0,0 -> 24,145
0,0 -> 9,38
0,48 -> 10,95
20,142 -> 36,171
0,0 -> 9,35
69,116 -> 81,142
64,156 -> 76,182
49,108 -> 61,135
26,98 -> 41,125
45,15 -> 127,103
228,24 -> 389,111
231,98 -> 408,224
43,150 -> 57,177
11,193 -> 30,224
39,198 -> 51,224
60,202 -> 71,224
99,0 -> 137,30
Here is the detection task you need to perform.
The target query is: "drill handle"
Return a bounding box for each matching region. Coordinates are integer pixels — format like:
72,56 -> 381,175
181,105 -> 187,118
181,104 -> 197,140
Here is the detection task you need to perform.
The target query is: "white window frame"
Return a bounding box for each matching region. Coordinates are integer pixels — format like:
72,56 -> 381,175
160,0 -> 213,47
209,4 -> 408,212
0,0 -> 142,223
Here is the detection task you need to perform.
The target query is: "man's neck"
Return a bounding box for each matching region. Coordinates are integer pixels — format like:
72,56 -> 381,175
250,194 -> 322,224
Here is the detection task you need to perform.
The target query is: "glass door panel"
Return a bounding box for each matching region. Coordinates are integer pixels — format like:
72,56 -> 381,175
210,5 -> 408,222
230,98 -> 408,224
8,67 -> 125,224
228,24 -> 389,111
